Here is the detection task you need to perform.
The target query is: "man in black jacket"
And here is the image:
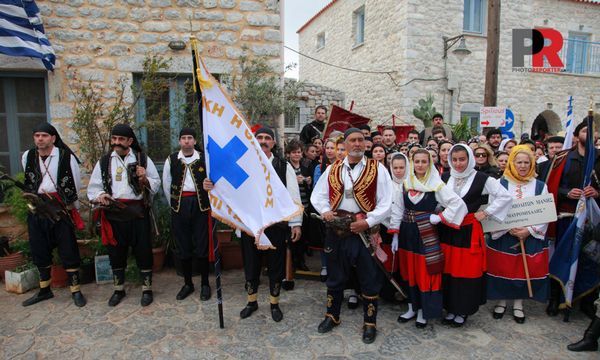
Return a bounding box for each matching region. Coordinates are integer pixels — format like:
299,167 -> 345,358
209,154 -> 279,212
300,105 -> 327,144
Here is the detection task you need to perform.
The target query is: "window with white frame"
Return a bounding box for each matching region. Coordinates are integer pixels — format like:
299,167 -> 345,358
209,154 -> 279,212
463,0 -> 486,34
316,32 -> 325,50
353,6 -> 365,46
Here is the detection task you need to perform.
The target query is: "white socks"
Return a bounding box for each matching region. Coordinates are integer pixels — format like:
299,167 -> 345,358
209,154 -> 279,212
401,303 -> 416,319
320,267 -> 327,276
495,300 -> 507,313
445,313 -> 455,320
453,315 -> 465,324
416,309 -> 426,324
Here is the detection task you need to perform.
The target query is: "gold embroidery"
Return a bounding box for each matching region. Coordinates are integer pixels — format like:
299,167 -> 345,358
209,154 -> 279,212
328,159 -> 378,212
116,166 -> 123,182
327,294 -> 333,308
367,303 -> 375,317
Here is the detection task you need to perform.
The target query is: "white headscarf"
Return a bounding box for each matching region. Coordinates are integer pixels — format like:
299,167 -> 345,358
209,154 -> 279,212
388,152 -> 409,184
448,143 -> 476,179
404,150 -> 444,193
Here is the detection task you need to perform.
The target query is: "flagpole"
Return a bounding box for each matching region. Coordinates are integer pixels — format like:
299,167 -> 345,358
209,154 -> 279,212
191,35 -> 225,329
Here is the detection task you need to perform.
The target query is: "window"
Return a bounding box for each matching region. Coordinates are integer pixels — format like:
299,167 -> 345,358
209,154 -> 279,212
285,107 -> 300,132
565,33 -> 592,74
0,75 -> 48,175
461,111 -> 481,133
353,6 -> 365,46
135,73 -> 228,163
316,32 -> 325,50
463,0 -> 486,34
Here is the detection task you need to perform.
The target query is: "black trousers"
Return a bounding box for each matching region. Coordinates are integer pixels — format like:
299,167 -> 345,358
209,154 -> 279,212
171,197 -> 209,260
240,225 -> 288,295
27,213 -> 80,269
325,231 -> 382,296
107,215 -> 153,271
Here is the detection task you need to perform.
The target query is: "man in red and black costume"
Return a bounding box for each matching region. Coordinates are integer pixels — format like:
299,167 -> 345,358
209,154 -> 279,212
546,120 -> 600,317
20,123 -> 86,307
311,128 -> 393,344
88,124 -> 161,307
162,128 -> 212,301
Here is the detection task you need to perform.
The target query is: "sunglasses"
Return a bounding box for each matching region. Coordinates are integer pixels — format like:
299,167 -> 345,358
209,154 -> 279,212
475,153 -> 488,158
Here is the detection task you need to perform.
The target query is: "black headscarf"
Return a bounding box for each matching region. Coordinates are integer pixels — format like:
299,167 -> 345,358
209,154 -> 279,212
111,124 -> 142,152
33,122 -> 80,163
179,127 -> 202,152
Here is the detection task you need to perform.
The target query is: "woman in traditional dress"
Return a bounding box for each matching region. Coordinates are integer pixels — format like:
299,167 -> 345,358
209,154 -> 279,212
486,145 -> 550,324
389,149 -> 467,328
438,144 -> 512,327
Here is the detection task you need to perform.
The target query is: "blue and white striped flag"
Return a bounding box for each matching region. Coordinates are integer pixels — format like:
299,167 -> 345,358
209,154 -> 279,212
562,96 -> 574,150
0,0 -> 55,70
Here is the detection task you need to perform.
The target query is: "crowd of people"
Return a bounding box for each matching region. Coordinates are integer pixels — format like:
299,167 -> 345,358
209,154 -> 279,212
13,104 -> 600,350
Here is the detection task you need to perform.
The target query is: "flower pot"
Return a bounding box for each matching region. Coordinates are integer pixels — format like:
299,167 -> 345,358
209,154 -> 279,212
216,229 -> 233,243
5,268 -> 39,294
220,242 -> 243,270
51,264 -> 68,288
152,247 -> 166,272
0,251 -> 25,281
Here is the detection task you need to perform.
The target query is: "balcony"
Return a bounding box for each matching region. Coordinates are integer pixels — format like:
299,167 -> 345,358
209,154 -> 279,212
560,38 -> 600,75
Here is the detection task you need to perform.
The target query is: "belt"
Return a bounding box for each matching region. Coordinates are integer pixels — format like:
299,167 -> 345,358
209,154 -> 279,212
402,210 -> 430,223
182,191 -> 197,197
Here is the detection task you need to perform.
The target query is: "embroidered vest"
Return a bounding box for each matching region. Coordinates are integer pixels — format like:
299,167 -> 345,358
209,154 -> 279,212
24,148 -> 78,205
328,158 -> 378,213
442,171 -> 489,213
168,152 -> 210,213
100,151 -> 148,196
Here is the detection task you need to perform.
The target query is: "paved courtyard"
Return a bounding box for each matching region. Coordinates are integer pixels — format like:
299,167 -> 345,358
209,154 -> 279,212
0,268 -> 597,360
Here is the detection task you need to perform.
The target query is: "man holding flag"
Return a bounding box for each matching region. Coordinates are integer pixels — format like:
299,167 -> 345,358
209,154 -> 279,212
546,118 -> 600,318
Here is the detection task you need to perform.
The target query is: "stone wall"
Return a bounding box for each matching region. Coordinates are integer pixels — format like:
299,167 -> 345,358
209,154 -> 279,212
0,0 -> 282,144
299,0 -> 600,135
285,79 -> 345,136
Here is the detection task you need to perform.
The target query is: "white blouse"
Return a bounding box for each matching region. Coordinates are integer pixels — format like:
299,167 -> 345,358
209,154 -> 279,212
447,172 -> 513,222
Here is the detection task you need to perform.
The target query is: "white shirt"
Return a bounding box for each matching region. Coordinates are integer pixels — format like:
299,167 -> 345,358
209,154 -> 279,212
311,156 -> 393,228
21,146 -> 82,197
87,150 -> 161,201
162,150 -> 202,202
446,172 -> 513,222
268,154 -> 302,227
491,178 -> 549,240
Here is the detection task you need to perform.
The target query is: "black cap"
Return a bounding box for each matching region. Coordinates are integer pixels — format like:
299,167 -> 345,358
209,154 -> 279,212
574,121 -> 587,136
344,127 -> 363,140
546,136 -> 564,144
179,127 -> 196,139
255,127 -> 275,139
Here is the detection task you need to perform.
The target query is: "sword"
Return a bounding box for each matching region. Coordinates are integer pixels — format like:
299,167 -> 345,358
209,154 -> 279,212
311,213 -> 407,298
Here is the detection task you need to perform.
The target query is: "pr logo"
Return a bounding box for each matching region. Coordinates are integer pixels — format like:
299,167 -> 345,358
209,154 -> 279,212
512,29 -> 565,72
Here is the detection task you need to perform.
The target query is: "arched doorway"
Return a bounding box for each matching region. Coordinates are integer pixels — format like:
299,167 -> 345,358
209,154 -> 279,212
531,110 -> 561,141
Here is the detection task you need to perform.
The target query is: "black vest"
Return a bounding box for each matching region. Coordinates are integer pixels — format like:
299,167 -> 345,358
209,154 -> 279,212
442,171 -> 489,213
100,151 -> 148,196
271,156 -> 287,187
24,148 -> 78,205
168,152 -> 210,213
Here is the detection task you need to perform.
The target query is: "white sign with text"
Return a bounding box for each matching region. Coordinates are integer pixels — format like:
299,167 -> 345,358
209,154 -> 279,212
481,194 -> 557,232
480,107 -> 506,127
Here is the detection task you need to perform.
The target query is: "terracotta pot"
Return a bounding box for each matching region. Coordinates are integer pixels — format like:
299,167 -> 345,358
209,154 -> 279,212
220,242 -> 243,270
51,265 -> 68,288
152,247 -> 166,272
0,251 -> 26,281
216,229 -> 233,243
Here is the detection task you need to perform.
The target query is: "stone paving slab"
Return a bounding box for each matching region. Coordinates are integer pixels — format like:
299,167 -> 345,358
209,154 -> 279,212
0,268 -> 597,359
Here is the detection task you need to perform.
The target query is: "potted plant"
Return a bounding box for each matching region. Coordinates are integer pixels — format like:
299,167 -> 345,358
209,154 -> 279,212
5,261 -> 38,294
0,172 -> 29,240
0,237 -> 27,282
151,201 -> 171,273
50,249 -> 68,288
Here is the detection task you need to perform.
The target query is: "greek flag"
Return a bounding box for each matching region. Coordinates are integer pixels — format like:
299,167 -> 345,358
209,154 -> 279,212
562,96 -> 574,150
0,0 -> 55,70
550,114 -> 600,306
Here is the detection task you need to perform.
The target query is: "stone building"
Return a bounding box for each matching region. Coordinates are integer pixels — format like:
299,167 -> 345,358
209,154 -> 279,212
0,0 -> 282,174
298,0 -> 600,137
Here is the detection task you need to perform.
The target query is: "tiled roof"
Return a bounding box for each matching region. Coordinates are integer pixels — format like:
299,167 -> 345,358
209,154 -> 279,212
297,0 -> 339,34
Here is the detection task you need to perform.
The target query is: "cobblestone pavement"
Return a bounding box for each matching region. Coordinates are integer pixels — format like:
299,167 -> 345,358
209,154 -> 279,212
0,268 -> 597,359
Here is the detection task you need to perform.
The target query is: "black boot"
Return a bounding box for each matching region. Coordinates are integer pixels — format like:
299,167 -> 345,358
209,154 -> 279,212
200,284 -> 211,301
109,268 -> 126,306
567,316 -> 600,352
240,301 -> 258,319
22,286 -> 54,307
198,258 -> 211,301
23,266 -> 53,307
546,280 -> 561,316
177,259 -> 194,300
271,303 -> 283,322
176,284 -> 194,300
318,289 -> 343,333
362,324 -> 377,344
318,315 -> 340,333
67,269 -> 86,307
140,270 -> 153,306
362,294 -> 378,344
241,281 -> 258,319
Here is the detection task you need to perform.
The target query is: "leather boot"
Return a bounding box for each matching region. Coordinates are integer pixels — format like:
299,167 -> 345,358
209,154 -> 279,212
567,316 -> 600,352
67,269 -> 86,307
22,287 -> 54,307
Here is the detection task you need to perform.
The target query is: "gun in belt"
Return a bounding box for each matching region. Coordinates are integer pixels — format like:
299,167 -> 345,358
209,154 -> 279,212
0,173 -> 71,224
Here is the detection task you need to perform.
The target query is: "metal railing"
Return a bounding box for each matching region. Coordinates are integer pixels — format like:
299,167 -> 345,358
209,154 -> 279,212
560,38 -> 600,75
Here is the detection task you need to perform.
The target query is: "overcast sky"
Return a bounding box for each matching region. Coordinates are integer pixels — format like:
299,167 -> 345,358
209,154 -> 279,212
284,0 -> 331,79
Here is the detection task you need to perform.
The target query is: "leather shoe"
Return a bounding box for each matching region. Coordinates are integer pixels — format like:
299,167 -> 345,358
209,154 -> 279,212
317,316 -> 339,333
200,285 -> 211,301
108,291 -> 126,307
176,284 -> 194,300
22,290 -> 54,307
513,308 -> 525,324
397,313 -> 416,323
362,325 -> 377,344
492,305 -> 506,319
271,304 -> 283,322
240,302 -> 258,319
141,291 -> 153,307
72,291 -> 87,307
415,320 -> 427,329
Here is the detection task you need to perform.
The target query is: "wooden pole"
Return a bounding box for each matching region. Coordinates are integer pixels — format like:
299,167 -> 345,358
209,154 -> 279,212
484,0 -> 501,107
519,237 -> 534,298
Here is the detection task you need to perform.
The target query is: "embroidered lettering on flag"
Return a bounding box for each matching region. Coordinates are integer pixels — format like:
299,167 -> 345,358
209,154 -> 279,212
196,57 -> 303,248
